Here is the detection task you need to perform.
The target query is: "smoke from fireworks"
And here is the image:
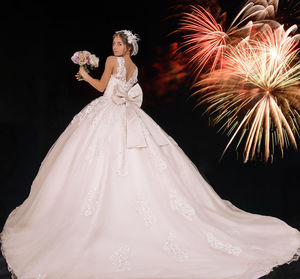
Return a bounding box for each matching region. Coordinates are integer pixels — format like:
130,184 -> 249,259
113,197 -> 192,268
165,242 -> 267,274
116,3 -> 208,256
178,0 -> 300,162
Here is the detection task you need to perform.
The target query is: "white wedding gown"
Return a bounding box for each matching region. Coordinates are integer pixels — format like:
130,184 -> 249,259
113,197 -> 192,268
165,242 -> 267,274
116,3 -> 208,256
1,56 -> 300,279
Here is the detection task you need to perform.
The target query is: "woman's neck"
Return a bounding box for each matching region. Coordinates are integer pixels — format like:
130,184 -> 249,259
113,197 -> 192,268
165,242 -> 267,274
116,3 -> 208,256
121,53 -> 131,61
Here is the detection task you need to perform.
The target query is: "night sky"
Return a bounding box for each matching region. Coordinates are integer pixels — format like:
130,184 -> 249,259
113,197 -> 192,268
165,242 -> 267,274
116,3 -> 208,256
1,0 -> 300,233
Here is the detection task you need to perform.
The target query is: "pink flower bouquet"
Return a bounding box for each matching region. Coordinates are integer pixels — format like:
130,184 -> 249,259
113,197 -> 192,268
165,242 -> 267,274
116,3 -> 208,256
71,50 -> 99,78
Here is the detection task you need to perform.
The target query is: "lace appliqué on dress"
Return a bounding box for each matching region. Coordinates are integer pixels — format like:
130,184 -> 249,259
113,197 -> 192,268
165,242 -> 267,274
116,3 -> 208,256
114,57 -> 126,81
168,188 -> 196,221
135,190 -> 156,228
71,97 -> 105,125
84,139 -> 105,164
114,56 -> 138,91
143,127 -> 167,171
1,222 -> 47,279
82,186 -> 101,217
163,232 -> 189,262
108,244 -> 131,272
206,232 -> 242,256
0,231 -> 18,279
84,104 -> 112,164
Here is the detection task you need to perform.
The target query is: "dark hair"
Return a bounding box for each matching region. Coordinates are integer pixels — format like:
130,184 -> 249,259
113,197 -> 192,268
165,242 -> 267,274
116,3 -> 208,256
113,31 -> 134,56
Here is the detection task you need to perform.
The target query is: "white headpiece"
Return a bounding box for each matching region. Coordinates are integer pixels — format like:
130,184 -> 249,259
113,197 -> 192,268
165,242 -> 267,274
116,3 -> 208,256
115,30 -> 140,56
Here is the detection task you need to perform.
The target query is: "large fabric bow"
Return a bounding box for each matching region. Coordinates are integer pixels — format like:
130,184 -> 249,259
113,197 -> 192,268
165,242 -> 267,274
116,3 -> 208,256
112,83 -> 169,148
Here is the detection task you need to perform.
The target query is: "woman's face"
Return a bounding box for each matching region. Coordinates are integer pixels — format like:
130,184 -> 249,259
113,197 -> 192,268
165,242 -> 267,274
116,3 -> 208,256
112,36 -> 128,56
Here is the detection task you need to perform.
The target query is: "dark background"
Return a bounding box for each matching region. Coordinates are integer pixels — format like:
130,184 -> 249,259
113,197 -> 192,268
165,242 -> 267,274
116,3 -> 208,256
0,0 -> 299,277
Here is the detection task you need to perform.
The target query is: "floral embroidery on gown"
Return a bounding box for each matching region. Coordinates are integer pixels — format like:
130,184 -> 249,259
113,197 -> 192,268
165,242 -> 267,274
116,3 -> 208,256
1,56 -> 300,279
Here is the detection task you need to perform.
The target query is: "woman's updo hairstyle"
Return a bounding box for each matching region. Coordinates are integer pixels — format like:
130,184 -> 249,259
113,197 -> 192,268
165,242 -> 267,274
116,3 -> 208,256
113,30 -> 140,56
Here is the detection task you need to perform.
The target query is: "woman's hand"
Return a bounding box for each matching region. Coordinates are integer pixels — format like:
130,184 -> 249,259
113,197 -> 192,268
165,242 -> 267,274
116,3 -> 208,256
75,66 -> 89,81
74,56 -> 114,92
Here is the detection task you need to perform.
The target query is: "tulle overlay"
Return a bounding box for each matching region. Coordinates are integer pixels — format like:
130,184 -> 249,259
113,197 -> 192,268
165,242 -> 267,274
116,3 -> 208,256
1,56 -> 300,279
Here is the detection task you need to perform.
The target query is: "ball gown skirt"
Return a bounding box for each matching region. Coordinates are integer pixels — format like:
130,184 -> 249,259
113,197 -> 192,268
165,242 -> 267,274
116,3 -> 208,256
1,56 -> 300,279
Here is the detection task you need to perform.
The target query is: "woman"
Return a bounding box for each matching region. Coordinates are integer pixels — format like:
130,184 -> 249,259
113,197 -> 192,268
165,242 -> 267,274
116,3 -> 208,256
1,30 -> 299,279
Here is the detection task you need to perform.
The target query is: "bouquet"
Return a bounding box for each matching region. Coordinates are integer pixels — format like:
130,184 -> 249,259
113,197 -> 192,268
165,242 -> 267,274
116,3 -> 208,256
71,50 -> 99,79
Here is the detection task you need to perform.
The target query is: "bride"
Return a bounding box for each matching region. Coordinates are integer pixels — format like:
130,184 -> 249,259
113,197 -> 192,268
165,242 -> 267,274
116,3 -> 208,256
1,29 -> 300,279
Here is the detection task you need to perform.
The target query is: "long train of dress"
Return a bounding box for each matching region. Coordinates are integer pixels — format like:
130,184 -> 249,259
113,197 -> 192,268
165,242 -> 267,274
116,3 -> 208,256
1,56 -> 300,279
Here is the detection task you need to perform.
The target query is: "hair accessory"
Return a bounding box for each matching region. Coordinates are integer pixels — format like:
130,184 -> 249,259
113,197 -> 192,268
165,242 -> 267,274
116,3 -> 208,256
115,30 -> 140,56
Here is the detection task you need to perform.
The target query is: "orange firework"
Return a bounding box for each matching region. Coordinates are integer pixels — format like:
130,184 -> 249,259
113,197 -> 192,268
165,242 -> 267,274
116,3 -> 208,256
192,25 -> 300,162
176,0 -> 300,162
177,2 -> 274,78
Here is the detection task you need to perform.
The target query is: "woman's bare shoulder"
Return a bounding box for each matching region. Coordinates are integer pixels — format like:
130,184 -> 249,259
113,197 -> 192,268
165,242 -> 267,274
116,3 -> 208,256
105,55 -> 117,65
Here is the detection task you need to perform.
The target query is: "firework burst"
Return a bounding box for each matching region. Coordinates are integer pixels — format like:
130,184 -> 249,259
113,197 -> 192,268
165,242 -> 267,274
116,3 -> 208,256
192,25 -> 300,162
245,0 -> 300,28
178,5 -> 228,77
176,0 -> 300,162
177,1 -> 278,79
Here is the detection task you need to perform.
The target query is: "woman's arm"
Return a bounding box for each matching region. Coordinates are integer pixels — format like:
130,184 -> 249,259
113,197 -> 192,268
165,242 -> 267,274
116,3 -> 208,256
76,56 -> 116,93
